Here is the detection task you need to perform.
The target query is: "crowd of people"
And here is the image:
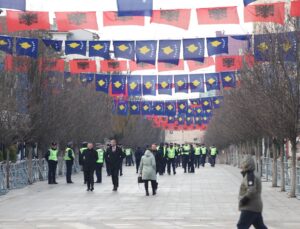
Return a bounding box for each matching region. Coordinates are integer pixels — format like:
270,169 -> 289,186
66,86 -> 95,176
45,140 -> 218,194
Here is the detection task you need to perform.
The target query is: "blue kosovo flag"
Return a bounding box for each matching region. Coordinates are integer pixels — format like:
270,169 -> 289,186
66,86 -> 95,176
111,75 -> 126,95
127,75 -> 142,96
158,40 -> 181,65
165,101 -> 176,116
186,117 -> 193,126
0,36 -> 13,54
194,116 -> 202,125
153,101 -> 165,116
168,116 -> 176,124
95,74 -> 110,93
212,96 -> 223,109
201,98 -> 212,109
158,75 -> 173,95
254,34 -> 272,61
177,100 -> 188,114
189,74 -> 204,93
177,115 -> 185,125
0,0 -> 25,10
278,32 -> 297,62
117,0 -> 153,16
190,98 -> 201,106
43,39 -> 62,52
16,38 -> 38,58
80,73 -> 94,85
244,0 -> 256,6
136,40 -> 157,65
205,73 -> 220,91
117,100 -> 128,116
221,72 -> 236,88
174,75 -> 189,93
129,101 -> 141,115
143,75 -> 157,96
89,41 -> 110,59
65,40 -> 87,56
186,106 -> 194,117
113,41 -> 135,60
207,37 -> 228,56
141,101 -> 153,115
194,107 -> 203,117
183,38 -> 205,62
204,109 -> 213,117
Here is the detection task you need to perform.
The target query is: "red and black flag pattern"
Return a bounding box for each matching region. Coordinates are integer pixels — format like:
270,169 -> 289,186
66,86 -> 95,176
196,6 -> 239,25
55,12 -> 98,31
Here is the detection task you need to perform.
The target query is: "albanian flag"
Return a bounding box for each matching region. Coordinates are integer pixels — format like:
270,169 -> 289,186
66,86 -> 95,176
55,12 -> 98,31
290,1 -> 300,17
69,59 -> 96,73
103,11 -> 145,26
39,58 -> 65,73
196,6 -> 239,25
244,2 -> 285,25
151,9 -> 191,30
186,57 -> 214,72
100,60 -> 128,72
129,61 -> 156,72
6,10 -> 50,32
215,55 -> 254,72
158,60 -> 184,72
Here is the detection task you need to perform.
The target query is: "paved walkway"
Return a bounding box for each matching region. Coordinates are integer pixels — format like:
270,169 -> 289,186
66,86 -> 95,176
0,164 -> 299,229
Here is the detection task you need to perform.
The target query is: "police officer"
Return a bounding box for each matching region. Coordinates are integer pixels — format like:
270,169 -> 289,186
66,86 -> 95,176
209,145 -> 218,167
166,143 -> 176,175
64,142 -> 75,184
200,144 -> 207,167
95,144 -> 105,183
175,143 -> 181,167
182,143 -> 190,173
162,143 -> 168,174
79,142 -> 88,183
188,144 -> 195,173
45,142 -> 58,184
237,155 -> 267,229
125,147 -> 132,166
194,144 -> 201,169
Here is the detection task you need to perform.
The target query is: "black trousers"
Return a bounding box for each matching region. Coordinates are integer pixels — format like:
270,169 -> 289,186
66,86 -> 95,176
188,159 -> 195,173
111,167 -> 120,188
95,163 -> 103,182
48,160 -> 57,184
144,180 -> 156,193
237,210 -> 267,229
162,159 -> 167,173
125,156 -> 131,166
84,169 -> 94,189
167,158 -> 176,174
105,161 -> 111,176
65,160 -> 73,183
136,160 -> 141,173
119,160 -> 123,175
201,155 -> 206,166
176,155 -> 181,167
182,155 -> 189,172
210,155 -> 216,166
195,155 -> 201,168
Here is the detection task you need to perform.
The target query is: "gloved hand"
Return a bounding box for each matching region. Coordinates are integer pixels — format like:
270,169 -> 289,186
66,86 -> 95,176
239,197 -> 249,206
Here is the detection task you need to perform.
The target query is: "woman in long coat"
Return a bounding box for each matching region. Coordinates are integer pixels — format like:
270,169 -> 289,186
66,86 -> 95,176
139,149 -> 157,196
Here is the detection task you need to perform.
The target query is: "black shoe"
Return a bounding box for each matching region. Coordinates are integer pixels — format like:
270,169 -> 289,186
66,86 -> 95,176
96,181 -> 101,183
67,181 -> 73,184
113,186 -> 118,191
53,182 -> 58,184
120,173 -> 123,176
90,187 -> 94,191
153,191 -> 156,196
174,172 -> 176,175
86,188 -> 90,191
146,192 -> 149,196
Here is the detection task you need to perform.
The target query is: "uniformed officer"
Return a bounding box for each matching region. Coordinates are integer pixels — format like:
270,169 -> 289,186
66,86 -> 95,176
182,143 -> 190,173
125,147 -> 133,166
45,142 -> 59,184
194,144 -> 201,169
209,145 -> 218,167
200,144 -> 207,167
166,143 -> 176,175
237,155 -> 267,229
79,142 -> 88,184
175,143 -> 181,167
64,142 -> 75,183
95,144 -> 105,183
188,144 -> 195,173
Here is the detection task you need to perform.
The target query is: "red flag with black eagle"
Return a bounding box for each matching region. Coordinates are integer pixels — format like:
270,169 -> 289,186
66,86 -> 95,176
69,59 -> 97,73
6,10 -> 50,32
100,60 -> 128,72
196,6 -> 239,25
39,58 -> 65,73
103,11 -> 145,26
55,12 -> 98,31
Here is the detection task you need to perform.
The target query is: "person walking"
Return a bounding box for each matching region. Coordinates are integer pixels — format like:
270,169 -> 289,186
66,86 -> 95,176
79,142 -> 88,184
119,144 -> 125,176
64,142 -> 75,184
45,142 -> 59,184
80,143 -> 98,191
95,144 -> 105,183
166,143 -> 176,175
106,139 -> 125,191
134,147 -> 144,174
104,143 -> 111,176
209,145 -> 218,167
194,144 -> 201,169
125,147 -> 132,166
182,143 -> 190,173
138,148 -> 157,196
188,144 -> 195,173
200,144 -> 207,167
237,155 -> 267,229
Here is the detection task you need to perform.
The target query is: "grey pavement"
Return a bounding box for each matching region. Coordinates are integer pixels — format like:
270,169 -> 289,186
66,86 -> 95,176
0,164 -> 299,229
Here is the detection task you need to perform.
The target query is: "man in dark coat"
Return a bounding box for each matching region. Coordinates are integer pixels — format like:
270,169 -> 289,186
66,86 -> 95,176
134,147 -> 144,174
106,139 -> 125,191
80,143 -> 98,191
156,143 -> 165,175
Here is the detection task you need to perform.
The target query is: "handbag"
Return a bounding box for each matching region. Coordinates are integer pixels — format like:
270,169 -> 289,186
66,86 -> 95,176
138,176 -> 144,183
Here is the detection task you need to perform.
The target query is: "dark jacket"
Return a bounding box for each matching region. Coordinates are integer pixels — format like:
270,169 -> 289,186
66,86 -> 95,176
134,148 -> 144,162
153,148 -> 163,173
80,148 -> 98,171
106,146 -> 125,169
238,155 -> 263,213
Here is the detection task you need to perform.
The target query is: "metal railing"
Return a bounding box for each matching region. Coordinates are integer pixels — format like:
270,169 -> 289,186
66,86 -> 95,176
0,157 -> 80,195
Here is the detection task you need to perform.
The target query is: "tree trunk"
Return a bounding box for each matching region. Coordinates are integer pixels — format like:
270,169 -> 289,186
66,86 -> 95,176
27,146 -> 33,184
289,140 -> 297,198
257,139 -> 262,177
280,142 -> 285,192
272,141 -> 278,187
6,149 -> 10,189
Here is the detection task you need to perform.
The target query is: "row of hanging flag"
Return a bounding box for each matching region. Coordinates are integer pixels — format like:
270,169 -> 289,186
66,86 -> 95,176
1,1 -> 300,33
113,96 -> 222,117
94,72 -> 236,96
